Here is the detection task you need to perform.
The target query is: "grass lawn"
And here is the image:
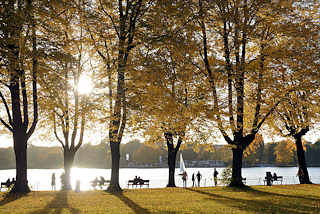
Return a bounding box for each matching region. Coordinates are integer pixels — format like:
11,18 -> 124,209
0,185 -> 319,214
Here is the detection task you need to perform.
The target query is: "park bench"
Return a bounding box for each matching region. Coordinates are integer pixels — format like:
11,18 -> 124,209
98,179 -> 110,189
91,177 -> 110,189
263,172 -> 283,185
270,176 -> 283,184
127,179 -> 149,188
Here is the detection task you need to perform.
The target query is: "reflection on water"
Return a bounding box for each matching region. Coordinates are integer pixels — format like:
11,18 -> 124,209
0,167 -> 319,191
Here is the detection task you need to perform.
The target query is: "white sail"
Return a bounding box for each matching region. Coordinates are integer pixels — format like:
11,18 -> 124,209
180,153 -> 186,173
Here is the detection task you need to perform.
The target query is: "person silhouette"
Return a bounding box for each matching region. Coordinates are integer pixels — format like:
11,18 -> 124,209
213,168 -> 219,186
191,173 -> 195,187
273,172 -> 278,181
98,176 -> 106,189
182,171 -> 188,188
75,179 -> 80,192
51,173 -> 56,191
91,177 -> 99,189
196,171 -> 202,187
5,178 -> 10,187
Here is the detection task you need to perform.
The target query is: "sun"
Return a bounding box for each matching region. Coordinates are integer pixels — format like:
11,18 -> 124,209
77,75 -> 93,95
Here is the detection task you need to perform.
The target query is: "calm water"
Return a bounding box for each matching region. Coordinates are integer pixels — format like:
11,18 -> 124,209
1,167 -> 319,191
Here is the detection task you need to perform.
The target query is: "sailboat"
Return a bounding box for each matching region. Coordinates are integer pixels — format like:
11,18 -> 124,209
179,152 -> 186,175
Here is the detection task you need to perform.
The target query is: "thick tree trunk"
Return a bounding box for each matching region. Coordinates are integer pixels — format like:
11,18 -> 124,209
229,147 -> 245,187
63,150 -> 75,190
10,131 -> 30,193
167,148 -> 177,187
295,135 -> 312,184
107,141 -> 122,192
10,80 -> 30,194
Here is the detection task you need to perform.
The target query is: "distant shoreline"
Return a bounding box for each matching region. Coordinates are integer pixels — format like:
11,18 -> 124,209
1,165 -> 319,170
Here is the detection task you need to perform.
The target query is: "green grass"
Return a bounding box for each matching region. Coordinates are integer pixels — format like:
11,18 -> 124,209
0,185 -> 319,213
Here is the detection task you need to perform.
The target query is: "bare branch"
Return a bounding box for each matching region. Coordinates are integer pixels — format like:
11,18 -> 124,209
0,117 -> 13,132
53,113 -> 65,149
99,0 -> 120,38
254,100 -> 280,134
0,91 -> 13,126
27,4 -> 38,140
21,70 -> 29,128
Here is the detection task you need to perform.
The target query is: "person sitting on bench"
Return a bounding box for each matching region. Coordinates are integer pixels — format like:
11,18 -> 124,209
98,176 -> 107,188
273,172 -> 278,181
1,178 -> 13,189
6,178 -> 11,186
133,176 -> 139,185
265,171 -> 273,186
137,176 -> 143,184
91,177 -> 99,189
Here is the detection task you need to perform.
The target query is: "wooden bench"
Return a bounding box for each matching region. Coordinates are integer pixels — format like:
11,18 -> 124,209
91,177 -> 110,189
263,176 -> 283,185
127,179 -> 149,188
272,176 -> 283,184
98,180 -> 110,189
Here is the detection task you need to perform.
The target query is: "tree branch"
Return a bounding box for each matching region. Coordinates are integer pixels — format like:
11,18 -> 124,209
0,117 -> 13,132
27,1 -> 38,140
0,91 -> 13,126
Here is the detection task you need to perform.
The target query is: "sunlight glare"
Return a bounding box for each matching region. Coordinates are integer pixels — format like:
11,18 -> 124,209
78,75 -> 93,95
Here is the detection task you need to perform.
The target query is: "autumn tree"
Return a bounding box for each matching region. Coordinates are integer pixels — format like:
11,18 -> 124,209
130,44 -> 202,187
273,140 -> 296,165
85,0 -> 148,192
243,134 -> 264,166
0,0 -> 40,193
37,0 -> 94,190
267,2 -> 320,183
270,88 -> 318,183
127,1 -> 206,187
193,0 -> 313,187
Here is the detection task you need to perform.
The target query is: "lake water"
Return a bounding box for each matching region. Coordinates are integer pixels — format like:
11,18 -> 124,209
1,167 -> 319,191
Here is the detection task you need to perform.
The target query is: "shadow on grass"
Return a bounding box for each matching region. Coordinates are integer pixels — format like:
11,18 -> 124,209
112,192 -> 151,214
241,186 -> 320,201
30,191 -> 81,214
186,187 -> 320,214
0,192 -> 26,207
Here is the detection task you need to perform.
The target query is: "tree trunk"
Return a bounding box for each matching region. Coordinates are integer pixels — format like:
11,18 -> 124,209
10,80 -> 30,194
167,148 -> 177,187
10,131 -> 30,193
295,135 -> 312,184
229,147 -> 245,187
107,141 -> 122,192
63,149 -> 75,190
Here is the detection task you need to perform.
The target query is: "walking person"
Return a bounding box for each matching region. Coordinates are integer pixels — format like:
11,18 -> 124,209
182,171 -> 188,188
213,168 -> 219,186
196,171 -> 202,187
51,173 -> 56,191
191,173 -> 195,187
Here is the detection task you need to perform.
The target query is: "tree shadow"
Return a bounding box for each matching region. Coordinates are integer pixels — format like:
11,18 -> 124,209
112,192 -> 151,214
186,187 -> 320,214
30,191 -> 81,214
242,186 -> 320,201
0,192 -> 27,207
